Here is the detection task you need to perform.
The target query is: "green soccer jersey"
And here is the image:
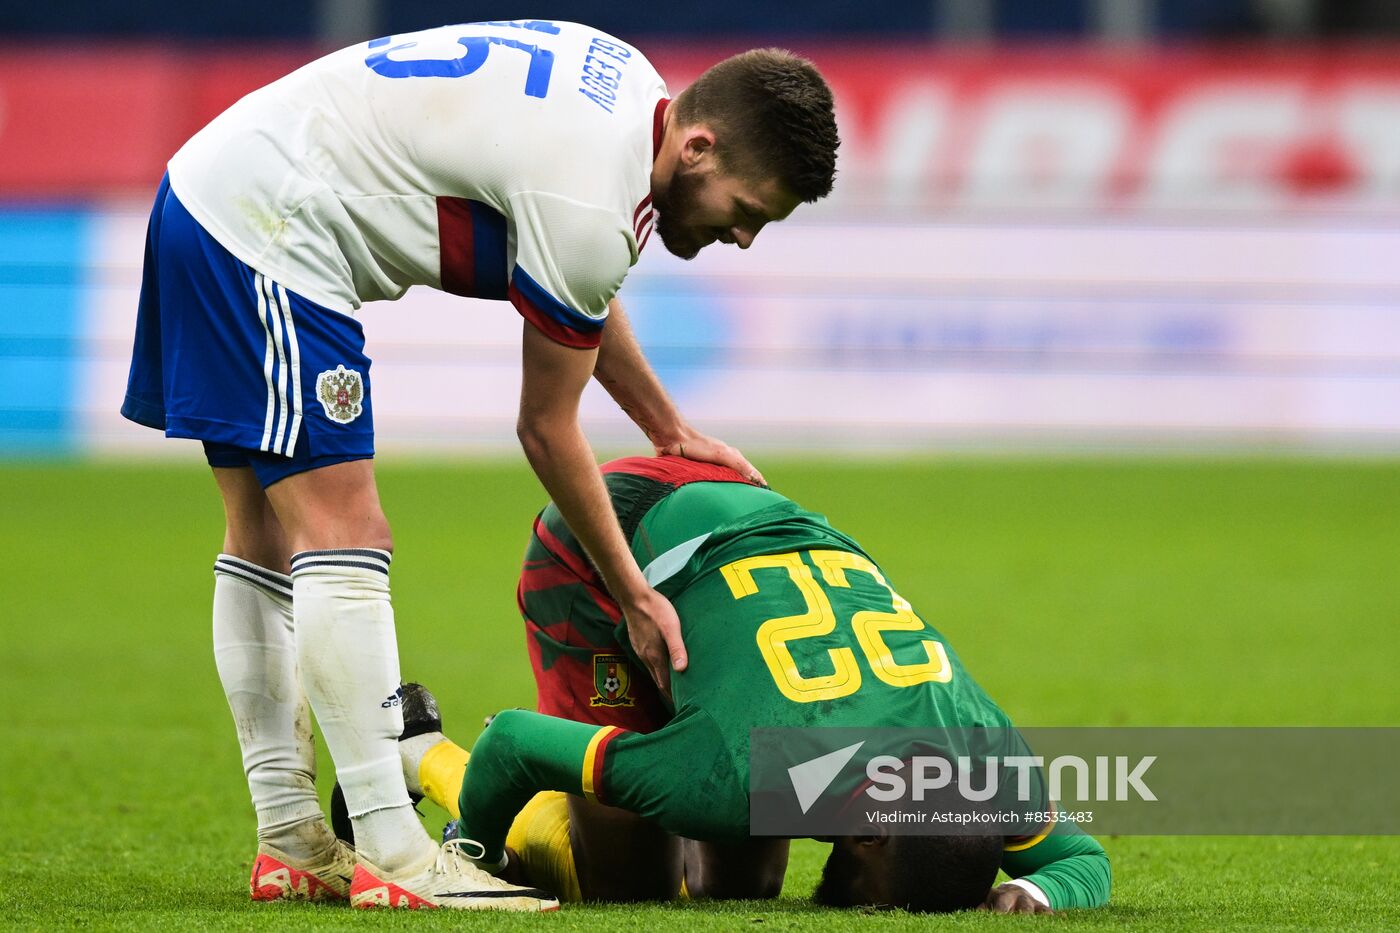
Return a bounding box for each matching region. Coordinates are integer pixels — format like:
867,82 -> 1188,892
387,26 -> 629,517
458,458 -> 1110,910
628,486 -> 1019,816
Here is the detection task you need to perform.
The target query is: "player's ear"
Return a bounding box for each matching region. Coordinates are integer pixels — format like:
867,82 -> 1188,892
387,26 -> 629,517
680,127 -> 717,168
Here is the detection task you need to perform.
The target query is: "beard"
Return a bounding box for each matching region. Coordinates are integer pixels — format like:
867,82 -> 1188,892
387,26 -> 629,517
651,168 -> 708,260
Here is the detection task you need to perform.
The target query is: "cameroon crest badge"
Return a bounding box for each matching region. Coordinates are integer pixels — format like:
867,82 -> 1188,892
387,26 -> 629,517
590,653 -> 635,707
316,365 -> 364,424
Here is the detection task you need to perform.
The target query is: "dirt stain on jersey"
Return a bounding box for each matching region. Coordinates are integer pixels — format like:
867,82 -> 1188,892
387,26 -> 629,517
235,195 -> 291,244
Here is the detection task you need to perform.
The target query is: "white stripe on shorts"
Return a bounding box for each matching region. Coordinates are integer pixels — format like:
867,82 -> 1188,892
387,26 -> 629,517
263,275 -> 290,455
275,282 -> 303,456
256,273 -> 278,452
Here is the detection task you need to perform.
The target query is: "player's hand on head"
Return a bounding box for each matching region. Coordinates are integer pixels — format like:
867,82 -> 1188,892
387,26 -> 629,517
622,586 -> 687,699
657,432 -> 766,486
981,883 -> 1054,915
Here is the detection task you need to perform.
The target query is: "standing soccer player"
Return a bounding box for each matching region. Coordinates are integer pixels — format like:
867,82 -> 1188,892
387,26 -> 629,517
119,20 -> 838,911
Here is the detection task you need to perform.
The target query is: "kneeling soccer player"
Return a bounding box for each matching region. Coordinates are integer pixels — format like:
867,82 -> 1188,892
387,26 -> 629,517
407,456 -> 1112,912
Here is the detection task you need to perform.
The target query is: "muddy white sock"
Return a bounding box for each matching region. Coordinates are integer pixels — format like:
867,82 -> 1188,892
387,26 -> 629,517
291,548 -> 435,870
212,555 -> 326,850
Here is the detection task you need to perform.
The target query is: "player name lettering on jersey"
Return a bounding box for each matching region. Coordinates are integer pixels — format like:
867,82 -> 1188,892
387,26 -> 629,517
579,36 -> 632,113
165,21 -> 666,343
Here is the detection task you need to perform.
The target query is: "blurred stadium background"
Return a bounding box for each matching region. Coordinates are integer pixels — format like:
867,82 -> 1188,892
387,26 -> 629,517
5,0 -> 1400,457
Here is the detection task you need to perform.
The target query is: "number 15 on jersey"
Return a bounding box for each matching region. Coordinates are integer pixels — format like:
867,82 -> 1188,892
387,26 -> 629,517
365,20 -> 561,97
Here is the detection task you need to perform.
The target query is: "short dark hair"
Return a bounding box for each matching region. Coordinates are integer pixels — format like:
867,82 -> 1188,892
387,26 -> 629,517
888,835 -> 1004,913
814,834 -> 1004,913
673,49 -> 839,203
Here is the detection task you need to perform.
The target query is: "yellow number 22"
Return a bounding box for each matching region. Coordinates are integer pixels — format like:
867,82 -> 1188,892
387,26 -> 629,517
719,550 -> 952,704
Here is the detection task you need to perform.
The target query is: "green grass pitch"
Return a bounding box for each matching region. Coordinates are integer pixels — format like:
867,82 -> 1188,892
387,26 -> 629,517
3,457 -> 1398,930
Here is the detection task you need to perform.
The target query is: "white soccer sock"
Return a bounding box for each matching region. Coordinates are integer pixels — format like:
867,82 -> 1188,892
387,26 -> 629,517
290,548 -> 435,871
212,555 -> 328,849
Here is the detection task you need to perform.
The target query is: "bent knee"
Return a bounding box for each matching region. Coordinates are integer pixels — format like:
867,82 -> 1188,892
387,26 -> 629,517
699,872 -> 783,901
263,460 -> 393,553
685,838 -> 788,901
287,515 -> 392,555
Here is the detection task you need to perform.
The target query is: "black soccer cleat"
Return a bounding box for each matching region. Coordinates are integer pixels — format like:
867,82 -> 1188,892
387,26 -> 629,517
330,781 -> 355,846
399,682 -> 443,740
330,681 -> 444,846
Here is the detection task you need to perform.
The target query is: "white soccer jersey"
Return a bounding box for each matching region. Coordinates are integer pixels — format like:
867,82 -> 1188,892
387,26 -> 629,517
168,19 -> 667,348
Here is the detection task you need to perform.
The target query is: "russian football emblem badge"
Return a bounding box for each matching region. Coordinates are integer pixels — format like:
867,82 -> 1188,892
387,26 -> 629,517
316,365 -> 364,424
590,653 -> 635,708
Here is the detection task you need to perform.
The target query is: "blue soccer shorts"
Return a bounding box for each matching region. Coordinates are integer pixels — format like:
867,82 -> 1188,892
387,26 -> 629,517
121,174 -> 375,487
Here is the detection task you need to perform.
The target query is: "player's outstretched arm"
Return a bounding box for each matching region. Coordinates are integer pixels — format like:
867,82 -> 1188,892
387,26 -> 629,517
518,322 -> 687,691
594,299 -> 764,485
995,819 -> 1112,912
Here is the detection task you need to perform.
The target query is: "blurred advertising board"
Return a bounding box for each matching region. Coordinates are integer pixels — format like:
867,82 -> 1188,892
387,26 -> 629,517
71,209 -> 1400,454
2,42 -> 1399,453
4,43 -> 1400,212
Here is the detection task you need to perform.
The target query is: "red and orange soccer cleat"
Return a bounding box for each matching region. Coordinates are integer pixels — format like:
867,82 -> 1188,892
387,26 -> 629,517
349,838 -> 559,911
249,839 -> 356,902
348,863 -> 436,909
